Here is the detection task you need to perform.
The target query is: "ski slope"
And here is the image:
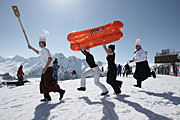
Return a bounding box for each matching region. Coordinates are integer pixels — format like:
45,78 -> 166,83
0,75 -> 180,120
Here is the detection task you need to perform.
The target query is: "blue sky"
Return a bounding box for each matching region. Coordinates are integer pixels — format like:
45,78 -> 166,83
0,0 -> 180,64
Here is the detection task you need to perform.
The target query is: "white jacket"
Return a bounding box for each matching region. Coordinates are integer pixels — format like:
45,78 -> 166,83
133,48 -> 147,63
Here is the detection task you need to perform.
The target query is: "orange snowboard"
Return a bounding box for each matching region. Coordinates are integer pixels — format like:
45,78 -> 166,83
67,21 -> 123,51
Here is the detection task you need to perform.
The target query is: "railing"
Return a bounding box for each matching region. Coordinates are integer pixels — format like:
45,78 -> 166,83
156,51 -> 180,56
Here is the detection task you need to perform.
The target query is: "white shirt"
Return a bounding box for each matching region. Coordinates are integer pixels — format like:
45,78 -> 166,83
133,48 -> 147,63
39,48 -> 52,68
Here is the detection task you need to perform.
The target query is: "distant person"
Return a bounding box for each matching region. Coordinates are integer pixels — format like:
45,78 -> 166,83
0,79 -> 2,87
123,63 -> 130,77
77,47 -> 108,96
72,70 -> 77,79
17,65 -> 24,86
103,43 -> 122,95
117,64 -> 122,77
174,65 -> 178,76
100,66 -> 104,77
28,35 -> 65,101
53,58 -> 60,80
60,66 -> 65,80
129,39 -> 156,88
101,66 -> 104,72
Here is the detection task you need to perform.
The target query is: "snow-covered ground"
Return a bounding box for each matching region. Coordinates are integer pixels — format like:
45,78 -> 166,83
0,75 -> 180,120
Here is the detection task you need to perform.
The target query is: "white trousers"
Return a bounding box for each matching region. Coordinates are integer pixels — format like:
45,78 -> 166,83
81,66 -> 108,93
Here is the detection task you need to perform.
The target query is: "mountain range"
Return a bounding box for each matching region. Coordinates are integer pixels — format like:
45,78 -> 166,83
0,53 -> 104,80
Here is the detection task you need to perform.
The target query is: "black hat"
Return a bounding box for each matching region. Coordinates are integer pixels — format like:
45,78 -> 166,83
108,44 -> 115,52
19,65 -> 23,69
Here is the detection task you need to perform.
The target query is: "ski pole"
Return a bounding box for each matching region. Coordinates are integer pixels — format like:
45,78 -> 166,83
12,6 -> 30,46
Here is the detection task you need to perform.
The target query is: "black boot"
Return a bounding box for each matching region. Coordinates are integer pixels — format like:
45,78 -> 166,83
100,91 -> 109,96
134,84 -> 141,88
114,90 -> 121,95
40,98 -> 47,102
118,81 -> 123,88
151,71 -> 156,78
114,81 -> 123,94
77,87 -> 86,91
46,94 -> 52,101
41,93 -> 51,102
114,88 -> 121,95
134,81 -> 142,88
59,89 -> 65,100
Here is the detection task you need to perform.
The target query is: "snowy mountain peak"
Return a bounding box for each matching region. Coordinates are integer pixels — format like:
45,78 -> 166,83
11,55 -> 26,62
0,56 -> 5,62
0,53 -> 104,79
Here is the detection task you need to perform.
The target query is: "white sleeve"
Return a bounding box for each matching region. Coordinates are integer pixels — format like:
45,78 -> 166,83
46,48 -> 51,58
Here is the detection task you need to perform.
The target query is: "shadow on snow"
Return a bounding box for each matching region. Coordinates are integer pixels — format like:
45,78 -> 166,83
79,96 -> 119,120
116,94 -> 172,120
139,91 -> 180,105
80,94 -> 172,120
32,100 -> 65,120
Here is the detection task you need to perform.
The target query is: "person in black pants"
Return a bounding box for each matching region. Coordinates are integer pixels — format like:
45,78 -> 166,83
129,39 -> 156,88
102,43 -> 122,94
123,63 -> 130,77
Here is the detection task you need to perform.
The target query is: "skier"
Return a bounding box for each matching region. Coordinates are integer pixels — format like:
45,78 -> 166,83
102,43 -> 122,94
17,65 -> 24,85
53,58 -> 60,81
117,64 -> 122,77
129,39 -> 156,88
77,47 -> 108,96
28,35 -> 65,101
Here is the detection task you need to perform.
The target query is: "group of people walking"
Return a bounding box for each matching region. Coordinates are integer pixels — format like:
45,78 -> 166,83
25,34 -> 155,102
117,63 -> 131,77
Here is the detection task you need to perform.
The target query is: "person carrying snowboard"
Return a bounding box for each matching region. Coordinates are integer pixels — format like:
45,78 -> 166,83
28,35 -> 65,101
77,47 -> 108,96
102,43 -> 123,95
